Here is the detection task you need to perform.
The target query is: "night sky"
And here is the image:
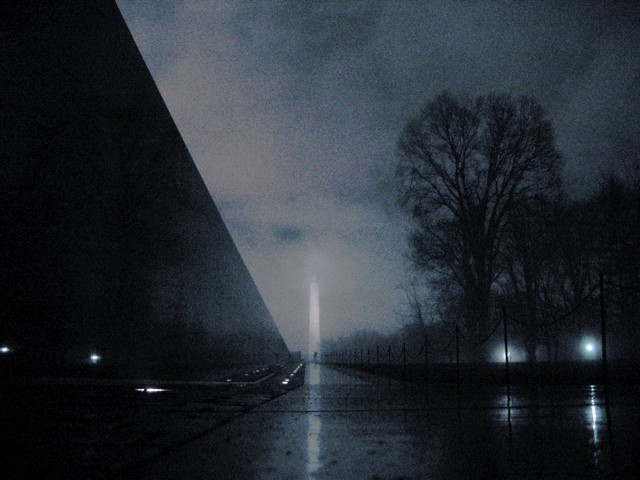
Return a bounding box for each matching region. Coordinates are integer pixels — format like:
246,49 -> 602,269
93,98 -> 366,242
115,1 -> 640,353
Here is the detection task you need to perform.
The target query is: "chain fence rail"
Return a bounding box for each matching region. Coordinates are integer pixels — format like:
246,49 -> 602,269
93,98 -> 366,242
323,273 -> 618,386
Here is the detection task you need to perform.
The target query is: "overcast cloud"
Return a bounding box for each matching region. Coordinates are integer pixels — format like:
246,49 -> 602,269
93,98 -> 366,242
116,0 -> 640,352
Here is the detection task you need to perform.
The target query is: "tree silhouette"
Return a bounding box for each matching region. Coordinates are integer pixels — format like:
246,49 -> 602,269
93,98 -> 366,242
397,92 -> 562,358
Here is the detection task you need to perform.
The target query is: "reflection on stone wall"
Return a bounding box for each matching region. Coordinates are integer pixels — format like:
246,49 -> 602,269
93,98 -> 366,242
0,2 -> 290,377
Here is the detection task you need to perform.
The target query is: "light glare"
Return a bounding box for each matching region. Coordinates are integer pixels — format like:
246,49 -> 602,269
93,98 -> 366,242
581,337 -> 598,358
135,387 -> 167,393
494,346 -> 514,362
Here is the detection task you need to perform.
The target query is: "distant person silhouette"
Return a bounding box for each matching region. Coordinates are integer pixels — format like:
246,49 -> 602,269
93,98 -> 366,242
313,352 -> 318,363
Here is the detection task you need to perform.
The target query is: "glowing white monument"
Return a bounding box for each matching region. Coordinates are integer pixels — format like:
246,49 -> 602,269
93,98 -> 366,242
309,275 -> 320,362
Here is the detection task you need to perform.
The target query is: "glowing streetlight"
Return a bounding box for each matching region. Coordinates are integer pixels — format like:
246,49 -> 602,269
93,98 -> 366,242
581,337 -> 598,358
1,346 -> 10,354
494,347 -> 513,363
90,353 -> 101,364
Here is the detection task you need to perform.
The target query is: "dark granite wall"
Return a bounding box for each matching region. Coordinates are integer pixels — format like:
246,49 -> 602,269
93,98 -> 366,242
0,2 -> 290,377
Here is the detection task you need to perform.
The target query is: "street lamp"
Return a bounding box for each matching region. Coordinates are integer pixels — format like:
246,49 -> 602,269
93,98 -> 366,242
581,337 -> 598,359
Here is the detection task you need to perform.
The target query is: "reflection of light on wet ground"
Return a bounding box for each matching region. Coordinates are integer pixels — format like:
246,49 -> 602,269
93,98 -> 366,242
494,388 -> 515,425
135,387 -> 167,393
587,384 -> 603,465
307,413 -> 322,478
306,363 -> 322,478
308,363 -> 321,386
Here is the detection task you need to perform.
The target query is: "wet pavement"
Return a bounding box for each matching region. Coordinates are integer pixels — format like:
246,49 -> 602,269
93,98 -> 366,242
0,364 -> 303,479
144,363 -> 638,479
3,363 -> 639,479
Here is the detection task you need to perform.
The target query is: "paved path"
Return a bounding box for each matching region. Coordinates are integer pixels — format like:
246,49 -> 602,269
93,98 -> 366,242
6,363 -> 636,478
142,363 -> 639,479
1,365 -> 301,479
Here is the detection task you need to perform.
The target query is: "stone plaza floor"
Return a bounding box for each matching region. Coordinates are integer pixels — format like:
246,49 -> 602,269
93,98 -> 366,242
3,363 -> 639,479
144,363 -> 638,479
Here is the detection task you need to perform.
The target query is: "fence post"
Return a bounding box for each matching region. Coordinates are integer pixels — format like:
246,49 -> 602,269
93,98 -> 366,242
455,324 -> 460,386
402,342 -> 406,380
503,305 -> 510,391
388,344 -> 392,367
599,273 -> 609,384
424,333 -> 429,384
376,345 -> 380,365
367,347 -> 370,367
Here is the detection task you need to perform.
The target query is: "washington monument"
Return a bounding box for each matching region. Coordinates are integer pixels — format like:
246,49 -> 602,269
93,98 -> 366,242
309,275 -> 320,362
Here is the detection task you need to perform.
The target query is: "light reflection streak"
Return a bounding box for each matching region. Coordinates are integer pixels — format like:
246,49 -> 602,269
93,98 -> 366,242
588,384 -> 603,465
306,363 -> 322,478
589,385 -> 598,444
308,363 -> 320,386
135,387 -> 167,393
496,392 -> 513,422
307,414 -> 321,478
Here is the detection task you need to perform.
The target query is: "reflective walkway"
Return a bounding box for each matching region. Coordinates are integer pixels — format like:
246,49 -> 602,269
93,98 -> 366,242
144,363 -> 639,479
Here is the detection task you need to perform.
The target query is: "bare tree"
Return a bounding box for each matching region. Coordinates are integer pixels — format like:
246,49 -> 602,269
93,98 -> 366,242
501,196 -> 562,363
397,280 -> 427,328
397,92 -> 562,359
593,171 -> 640,360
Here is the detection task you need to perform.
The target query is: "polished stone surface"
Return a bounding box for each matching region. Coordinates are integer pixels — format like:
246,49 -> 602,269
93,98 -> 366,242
1,2 -> 290,375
